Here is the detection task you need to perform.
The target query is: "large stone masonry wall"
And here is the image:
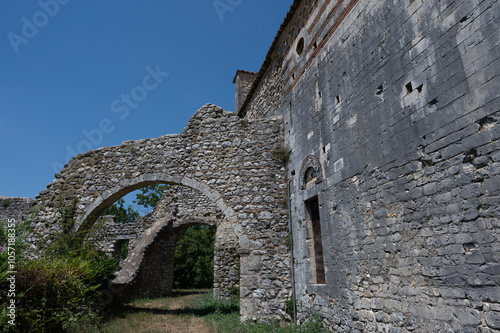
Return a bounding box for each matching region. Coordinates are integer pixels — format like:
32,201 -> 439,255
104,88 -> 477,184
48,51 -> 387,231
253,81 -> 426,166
240,0 -> 500,331
30,104 -> 291,320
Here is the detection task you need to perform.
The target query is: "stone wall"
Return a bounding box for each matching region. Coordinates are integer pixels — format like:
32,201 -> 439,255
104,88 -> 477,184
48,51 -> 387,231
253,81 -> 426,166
0,196 -> 37,223
242,65 -> 284,120
239,0 -> 500,331
97,185 -> 229,301
30,104 -> 291,320
234,70 -> 257,115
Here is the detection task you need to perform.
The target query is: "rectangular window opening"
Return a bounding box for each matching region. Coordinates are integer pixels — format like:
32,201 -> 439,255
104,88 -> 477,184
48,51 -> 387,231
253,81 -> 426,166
305,197 -> 325,284
405,82 -> 413,94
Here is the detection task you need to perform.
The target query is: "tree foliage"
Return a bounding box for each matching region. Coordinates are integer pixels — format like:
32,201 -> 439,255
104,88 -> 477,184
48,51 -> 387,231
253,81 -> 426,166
133,184 -> 167,209
104,198 -> 139,224
174,225 -> 215,289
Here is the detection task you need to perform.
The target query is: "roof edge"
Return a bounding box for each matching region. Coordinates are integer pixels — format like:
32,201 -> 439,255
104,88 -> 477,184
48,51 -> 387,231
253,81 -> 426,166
237,0 -> 302,117
232,69 -> 257,84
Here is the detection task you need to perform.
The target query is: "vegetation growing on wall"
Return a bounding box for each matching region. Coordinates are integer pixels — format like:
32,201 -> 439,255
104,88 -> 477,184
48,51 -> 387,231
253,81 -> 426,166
273,146 -> 292,164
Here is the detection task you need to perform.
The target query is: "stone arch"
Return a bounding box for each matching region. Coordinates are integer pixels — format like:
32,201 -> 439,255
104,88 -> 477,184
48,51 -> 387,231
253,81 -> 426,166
111,213 -> 225,302
82,178 -> 239,301
32,104 -> 290,320
76,174 -> 235,234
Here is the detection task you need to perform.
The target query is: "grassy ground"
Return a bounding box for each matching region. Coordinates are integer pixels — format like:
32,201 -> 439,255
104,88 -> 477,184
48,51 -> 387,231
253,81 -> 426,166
80,290 -> 329,333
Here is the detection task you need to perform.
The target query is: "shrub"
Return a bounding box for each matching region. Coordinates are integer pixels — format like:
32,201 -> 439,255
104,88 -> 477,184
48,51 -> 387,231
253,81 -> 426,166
0,201 -> 118,332
2,256 -> 115,332
272,146 -> 292,164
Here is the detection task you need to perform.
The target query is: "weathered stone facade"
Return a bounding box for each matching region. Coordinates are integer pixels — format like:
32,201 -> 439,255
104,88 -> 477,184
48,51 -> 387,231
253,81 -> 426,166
27,104 -> 291,320
236,0 -> 500,331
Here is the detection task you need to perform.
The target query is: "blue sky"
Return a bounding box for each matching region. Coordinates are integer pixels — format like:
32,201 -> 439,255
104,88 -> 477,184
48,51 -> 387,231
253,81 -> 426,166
0,1 -> 291,201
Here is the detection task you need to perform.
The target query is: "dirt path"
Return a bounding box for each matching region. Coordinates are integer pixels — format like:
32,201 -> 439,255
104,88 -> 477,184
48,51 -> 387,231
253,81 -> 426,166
103,290 -> 213,333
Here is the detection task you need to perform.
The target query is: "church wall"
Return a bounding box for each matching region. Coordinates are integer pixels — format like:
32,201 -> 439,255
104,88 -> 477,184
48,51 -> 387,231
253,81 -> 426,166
242,0 -> 500,331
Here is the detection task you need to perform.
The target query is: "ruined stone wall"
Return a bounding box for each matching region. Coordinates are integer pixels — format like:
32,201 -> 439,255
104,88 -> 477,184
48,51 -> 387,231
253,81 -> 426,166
164,185 -> 220,221
31,104 -> 291,320
0,196 -> 36,223
241,0 -> 500,331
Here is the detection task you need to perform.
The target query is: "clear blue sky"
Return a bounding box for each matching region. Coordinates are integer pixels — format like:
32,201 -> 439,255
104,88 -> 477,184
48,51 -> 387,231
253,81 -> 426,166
0,1 -> 292,200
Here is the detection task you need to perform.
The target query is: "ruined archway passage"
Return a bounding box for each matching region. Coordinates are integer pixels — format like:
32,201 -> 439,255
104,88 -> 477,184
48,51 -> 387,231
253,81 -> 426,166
32,104 -> 291,320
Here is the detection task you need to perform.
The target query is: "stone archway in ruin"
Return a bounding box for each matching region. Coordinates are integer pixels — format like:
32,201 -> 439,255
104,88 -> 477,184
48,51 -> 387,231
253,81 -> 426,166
33,104 -> 291,320
100,184 -> 239,302
76,175 -> 233,233
111,213 -> 226,302
74,175 -> 240,299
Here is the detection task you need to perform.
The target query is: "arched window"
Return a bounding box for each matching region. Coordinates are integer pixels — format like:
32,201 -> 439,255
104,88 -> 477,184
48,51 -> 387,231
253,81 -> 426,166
299,155 -> 323,190
304,167 -> 317,185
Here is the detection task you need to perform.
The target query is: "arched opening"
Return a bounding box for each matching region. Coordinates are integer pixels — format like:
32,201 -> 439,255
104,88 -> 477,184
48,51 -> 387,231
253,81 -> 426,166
304,166 -> 318,189
77,178 -> 239,303
296,37 -> 305,56
173,224 -> 216,290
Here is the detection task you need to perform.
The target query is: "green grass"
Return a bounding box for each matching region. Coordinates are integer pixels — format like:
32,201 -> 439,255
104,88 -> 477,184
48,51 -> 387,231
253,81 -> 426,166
192,293 -> 329,333
68,291 -> 329,332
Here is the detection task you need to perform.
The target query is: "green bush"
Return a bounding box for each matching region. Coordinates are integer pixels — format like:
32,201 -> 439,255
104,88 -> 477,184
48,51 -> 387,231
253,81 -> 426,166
1,256 -> 115,332
0,201 -> 118,332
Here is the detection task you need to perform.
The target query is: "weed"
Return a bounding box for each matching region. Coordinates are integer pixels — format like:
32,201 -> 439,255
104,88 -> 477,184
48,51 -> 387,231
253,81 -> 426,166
229,285 -> 240,297
1,199 -> 9,208
285,298 -> 295,318
272,146 -> 292,164
0,200 -> 117,333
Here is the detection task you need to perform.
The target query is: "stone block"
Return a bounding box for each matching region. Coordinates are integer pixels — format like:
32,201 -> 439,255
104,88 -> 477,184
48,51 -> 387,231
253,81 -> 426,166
485,311 -> 500,329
